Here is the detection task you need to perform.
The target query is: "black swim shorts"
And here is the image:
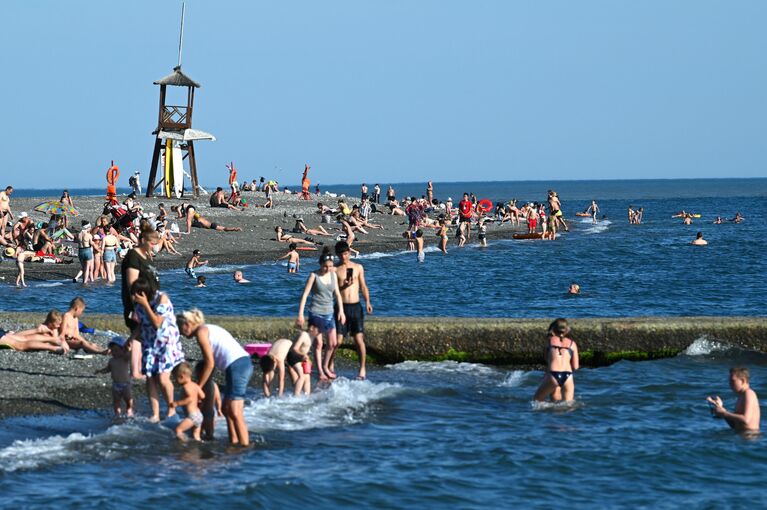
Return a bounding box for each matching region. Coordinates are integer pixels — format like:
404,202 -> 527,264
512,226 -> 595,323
286,349 -> 304,368
209,222 -> 218,230
338,302 -> 364,336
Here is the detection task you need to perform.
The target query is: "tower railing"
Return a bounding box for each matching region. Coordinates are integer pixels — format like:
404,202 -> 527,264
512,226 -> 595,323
160,105 -> 191,128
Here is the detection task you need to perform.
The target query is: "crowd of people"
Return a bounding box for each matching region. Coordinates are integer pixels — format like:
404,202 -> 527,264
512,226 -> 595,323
0,177 -> 759,440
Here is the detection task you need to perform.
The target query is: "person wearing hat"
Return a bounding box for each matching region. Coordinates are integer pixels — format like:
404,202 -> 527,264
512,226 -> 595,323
11,212 -> 32,246
129,171 -> 142,195
96,336 -> 134,417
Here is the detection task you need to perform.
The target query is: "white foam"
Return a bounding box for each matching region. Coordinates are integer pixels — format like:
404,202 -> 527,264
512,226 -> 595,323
683,336 -> 729,356
581,219 -> 611,235
530,399 -> 582,411
388,360 -> 495,376
356,246 -> 440,260
498,370 -> 533,388
33,282 -> 65,288
245,378 -> 403,432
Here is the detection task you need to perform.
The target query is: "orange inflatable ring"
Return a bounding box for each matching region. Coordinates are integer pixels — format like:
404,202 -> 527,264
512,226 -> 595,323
478,199 -> 493,212
106,163 -> 119,185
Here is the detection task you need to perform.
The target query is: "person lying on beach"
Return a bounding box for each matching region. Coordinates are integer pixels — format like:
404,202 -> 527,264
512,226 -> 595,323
174,203 -> 241,234
0,328 -> 66,353
350,209 -> 384,230
60,297 -> 108,354
707,367 -> 760,432
274,226 -> 315,245
387,202 -> 406,216
534,318 -> 579,402
277,243 -> 300,273
233,270 -> 250,284
316,202 -> 337,215
185,249 -> 208,279
691,232 -> 708,246
170,362 -> 205,441
260,332 -> 313,397
293,219 -> 332,237
95,336 -> 134,417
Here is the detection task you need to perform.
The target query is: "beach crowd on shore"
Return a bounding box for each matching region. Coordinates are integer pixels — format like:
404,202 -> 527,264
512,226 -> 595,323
0,175 -> 759,442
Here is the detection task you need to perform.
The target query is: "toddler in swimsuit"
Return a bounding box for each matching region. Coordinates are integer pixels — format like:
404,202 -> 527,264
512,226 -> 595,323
95,336 -> 134,417
170,362 -> 206,441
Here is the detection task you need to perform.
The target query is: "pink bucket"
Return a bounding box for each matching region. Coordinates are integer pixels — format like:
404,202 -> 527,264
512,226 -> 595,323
244,343 -> 271,358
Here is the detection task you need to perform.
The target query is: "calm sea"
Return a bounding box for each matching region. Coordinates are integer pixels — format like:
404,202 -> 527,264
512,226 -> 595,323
1,179 -> 765,508
4,179 -> 766,318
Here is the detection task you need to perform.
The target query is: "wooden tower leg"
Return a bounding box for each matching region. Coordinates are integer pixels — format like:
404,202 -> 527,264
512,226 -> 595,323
187,140 -> 199,197
146,138 -> 163,198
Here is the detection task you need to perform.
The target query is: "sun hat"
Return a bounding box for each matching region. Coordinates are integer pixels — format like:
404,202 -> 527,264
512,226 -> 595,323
18,212 -> 28,218
109,336 -> 128,347
4,247 -> 15,257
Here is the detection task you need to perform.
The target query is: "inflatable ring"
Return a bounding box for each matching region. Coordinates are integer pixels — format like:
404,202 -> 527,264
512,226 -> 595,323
106,162 -> 119,185
478,199 -> 493,212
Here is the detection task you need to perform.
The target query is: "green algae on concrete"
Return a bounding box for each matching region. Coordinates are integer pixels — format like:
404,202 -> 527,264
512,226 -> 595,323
1,312 -> 765,367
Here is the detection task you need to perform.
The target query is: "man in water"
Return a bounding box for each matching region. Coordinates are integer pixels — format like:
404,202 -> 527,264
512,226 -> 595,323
547,190 -> 568,231
334,241 -> 373,380
707,367 -> 760,432
586,200 -> 600,224
691,232 -> 708,246
233,271 -> 250,284
458,193 -> 473,239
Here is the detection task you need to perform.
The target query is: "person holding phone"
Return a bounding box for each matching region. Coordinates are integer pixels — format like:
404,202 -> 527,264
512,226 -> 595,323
334,241 -> 373,380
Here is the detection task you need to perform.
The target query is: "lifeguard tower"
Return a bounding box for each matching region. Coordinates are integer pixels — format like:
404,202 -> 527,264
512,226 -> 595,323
145,4 -> 214,198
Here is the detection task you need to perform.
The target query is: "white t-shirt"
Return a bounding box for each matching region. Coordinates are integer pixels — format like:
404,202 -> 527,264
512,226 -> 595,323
205,324 -> 248,370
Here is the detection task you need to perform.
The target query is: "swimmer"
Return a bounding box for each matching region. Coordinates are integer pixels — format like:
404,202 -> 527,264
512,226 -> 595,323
195,276 -> 206,288
233,271 -> 250,284
707,367 -> 760,432
568,283 -> 580,295
534,318 -> 579,402
691,231 -> 708,246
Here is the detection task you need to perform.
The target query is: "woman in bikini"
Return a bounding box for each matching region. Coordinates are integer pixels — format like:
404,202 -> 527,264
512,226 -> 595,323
275,226 -> 315,245
534,318 -> 579,402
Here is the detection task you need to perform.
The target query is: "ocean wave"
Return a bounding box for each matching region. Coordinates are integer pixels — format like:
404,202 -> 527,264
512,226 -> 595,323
498,370 -> 534,388
388,360 -> 495,376
682,337 -> 730,356
580,218 -> 611,235
356,246 -> 440,260
244,378 -> 403,432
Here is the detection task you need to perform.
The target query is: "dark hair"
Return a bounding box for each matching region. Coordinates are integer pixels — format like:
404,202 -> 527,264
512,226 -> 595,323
197,276 -> 206,284
130,278 -> 157,302
415,229 -> 423,238
319,246 -> 334,264
259,355 -> 275,373
548,318 -> 570,337
335,241 -> 350,255
289,243 -> 297,250
193,249 -> 200,255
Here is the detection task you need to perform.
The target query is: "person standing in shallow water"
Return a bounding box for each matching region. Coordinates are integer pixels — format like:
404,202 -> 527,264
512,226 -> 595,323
296,247 -> 346,382
334,241 -> 373,380
534,318 -> 579,402
707,367 -> 760,432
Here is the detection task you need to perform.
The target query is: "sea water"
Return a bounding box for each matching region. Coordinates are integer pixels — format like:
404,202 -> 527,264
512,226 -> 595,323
4,179 -> 766,318
2,179 -> 766,508
0,340 -> 765,508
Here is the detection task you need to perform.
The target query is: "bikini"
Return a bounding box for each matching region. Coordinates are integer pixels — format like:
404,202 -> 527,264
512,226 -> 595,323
547,339 -> 574,387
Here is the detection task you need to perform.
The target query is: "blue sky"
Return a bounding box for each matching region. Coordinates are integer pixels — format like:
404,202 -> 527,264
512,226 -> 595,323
1,1 -> 765,188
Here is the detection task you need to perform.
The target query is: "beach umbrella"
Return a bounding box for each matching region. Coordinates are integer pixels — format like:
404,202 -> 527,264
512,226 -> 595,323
33,200 -> 80,217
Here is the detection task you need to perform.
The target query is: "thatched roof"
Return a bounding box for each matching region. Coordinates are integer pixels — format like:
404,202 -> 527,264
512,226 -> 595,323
153,66 -> 200,88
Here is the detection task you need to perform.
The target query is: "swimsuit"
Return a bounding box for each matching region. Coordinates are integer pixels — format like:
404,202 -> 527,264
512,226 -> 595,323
337,302 -> 364,336
286,348 -> 304,368
550,371 -> 572,387
288,261 -> 297,271
185,267 -> 197,278
185,410 -> 203,427
78,246 -> 94,262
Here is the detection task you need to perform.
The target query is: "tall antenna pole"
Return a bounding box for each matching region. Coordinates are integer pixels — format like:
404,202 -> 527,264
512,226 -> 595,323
177,2 -> 185,68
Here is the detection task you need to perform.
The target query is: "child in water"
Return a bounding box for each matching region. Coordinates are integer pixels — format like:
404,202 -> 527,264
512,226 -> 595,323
170,362 -> 205,441
185,250 -> 208,279
277,243 -> 301,273
95,336 -> 134,417
195,276 -> 206,288
415,229 -> 425,262
707,367 -> 760,432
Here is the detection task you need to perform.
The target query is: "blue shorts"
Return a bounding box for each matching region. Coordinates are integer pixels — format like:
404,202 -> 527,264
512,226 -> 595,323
185,267 -> 197,279
103,249 -> 116,263
78,247 -> 93,262
224,355 -> 253,401
309,312 -> 336,334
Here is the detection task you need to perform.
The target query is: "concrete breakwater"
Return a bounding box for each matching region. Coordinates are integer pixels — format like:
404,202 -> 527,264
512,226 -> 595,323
4,313 -> 765,366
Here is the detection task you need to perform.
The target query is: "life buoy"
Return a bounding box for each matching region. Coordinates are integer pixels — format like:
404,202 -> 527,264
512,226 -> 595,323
478,199 -> 493,212
106,161 -> 119,185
